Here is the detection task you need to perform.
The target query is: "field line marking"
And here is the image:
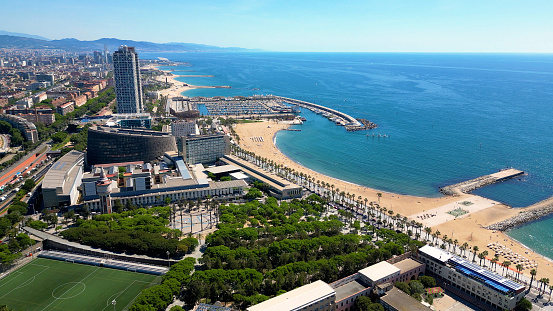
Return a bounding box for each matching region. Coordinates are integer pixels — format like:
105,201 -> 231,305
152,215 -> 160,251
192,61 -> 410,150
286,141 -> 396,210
0,271 -> 23,290
101,280 -> 141,311
0,265 -> 50,300
41,266 -> 100,311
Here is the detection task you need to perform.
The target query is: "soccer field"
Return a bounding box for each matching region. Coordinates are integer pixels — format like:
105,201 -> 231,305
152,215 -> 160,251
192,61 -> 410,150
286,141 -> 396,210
0,258 -> 160,311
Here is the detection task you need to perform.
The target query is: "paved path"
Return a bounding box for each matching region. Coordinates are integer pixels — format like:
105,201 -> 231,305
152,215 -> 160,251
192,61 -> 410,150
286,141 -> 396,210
409,195 -> 501,227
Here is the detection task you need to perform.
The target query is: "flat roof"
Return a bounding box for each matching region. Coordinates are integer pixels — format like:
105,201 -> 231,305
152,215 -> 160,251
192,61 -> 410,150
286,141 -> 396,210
448,256 -> 524,293
247,280 -> 335,311
381,288 -> 431,311
205,164 -> 240,175
221,155 -> 301,192
334,279 -> 367,302
358,261 -> 400,282
42,150 -> 84,191
419,245 -> 452,263
393,258 -> 423,274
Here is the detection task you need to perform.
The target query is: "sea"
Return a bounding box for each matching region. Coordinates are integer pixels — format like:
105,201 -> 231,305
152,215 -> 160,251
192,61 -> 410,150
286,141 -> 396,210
144,52 -> 553,257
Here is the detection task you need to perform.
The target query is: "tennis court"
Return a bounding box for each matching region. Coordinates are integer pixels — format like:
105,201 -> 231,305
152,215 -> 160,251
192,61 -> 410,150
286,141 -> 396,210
0,258 -> 160,311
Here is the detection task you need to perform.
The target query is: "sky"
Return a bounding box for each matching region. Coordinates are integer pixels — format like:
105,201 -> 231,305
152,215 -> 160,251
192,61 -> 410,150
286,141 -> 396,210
3,0 -> 553,52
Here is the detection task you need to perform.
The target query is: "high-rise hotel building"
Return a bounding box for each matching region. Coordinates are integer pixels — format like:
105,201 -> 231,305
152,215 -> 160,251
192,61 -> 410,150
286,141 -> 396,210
113,46 -> 144,114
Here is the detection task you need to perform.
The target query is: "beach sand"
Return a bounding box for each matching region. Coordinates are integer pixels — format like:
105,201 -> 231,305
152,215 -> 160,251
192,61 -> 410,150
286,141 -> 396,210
234,119 -> 553,282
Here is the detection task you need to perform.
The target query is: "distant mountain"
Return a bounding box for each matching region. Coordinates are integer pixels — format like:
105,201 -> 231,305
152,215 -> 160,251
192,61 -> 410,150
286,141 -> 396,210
0,34 -> 253,53
0,30 -> 51,41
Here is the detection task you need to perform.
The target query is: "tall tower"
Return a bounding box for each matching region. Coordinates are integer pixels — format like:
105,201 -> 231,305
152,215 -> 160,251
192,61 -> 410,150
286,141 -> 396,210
96,168 -> 113,214
113,46 -> 144,114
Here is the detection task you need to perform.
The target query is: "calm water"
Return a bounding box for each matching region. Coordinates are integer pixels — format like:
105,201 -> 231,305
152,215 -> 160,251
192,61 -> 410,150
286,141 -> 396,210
146,52 -> 553,255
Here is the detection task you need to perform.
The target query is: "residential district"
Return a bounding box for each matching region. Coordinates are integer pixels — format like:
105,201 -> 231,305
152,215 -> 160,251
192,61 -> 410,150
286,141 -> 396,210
0,45 -> 546,311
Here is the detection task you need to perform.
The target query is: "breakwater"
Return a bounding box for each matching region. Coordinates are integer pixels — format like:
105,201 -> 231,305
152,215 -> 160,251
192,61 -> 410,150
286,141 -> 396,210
486,197 -> 553,231
440,168 -> 524,196
277,96 -> 374,131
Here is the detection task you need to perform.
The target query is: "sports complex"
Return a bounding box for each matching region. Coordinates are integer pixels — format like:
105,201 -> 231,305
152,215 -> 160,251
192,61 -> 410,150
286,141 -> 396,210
0,257 -> 160,311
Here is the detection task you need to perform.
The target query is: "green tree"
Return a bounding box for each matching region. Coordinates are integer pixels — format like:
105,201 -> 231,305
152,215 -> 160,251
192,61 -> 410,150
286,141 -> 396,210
514,297 -> 532,311
394,282 -> 411,295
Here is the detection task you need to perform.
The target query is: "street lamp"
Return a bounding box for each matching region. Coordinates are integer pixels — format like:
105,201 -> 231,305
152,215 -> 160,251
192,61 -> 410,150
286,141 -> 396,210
166,250 -> 170,268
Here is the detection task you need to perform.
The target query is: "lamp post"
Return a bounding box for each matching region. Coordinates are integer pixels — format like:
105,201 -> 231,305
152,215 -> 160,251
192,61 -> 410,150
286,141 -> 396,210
166,250 -> 170,268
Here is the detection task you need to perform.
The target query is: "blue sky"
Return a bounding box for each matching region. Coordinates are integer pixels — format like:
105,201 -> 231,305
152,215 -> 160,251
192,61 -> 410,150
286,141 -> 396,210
3,0 -> 553,52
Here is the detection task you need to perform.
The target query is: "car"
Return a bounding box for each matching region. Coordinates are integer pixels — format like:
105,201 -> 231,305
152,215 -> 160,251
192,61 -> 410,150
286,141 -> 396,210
0,196 -> 6,202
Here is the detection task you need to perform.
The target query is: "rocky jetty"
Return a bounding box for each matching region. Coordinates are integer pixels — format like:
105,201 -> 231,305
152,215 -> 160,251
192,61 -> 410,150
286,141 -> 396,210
440,169 -> 524,196
440,175 -> 498,196
356,118 -> 378,130
486,202 -> 553,231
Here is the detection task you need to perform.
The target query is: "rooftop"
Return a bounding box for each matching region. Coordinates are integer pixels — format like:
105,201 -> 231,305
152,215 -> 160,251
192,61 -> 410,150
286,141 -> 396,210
393,258 -> 424,274
42,150 -> 85,191
334,279 -> 367,302
358,261 -> 400,282
247,280 -> 335,311
381,287 -> 431,311
419,245 -> 453,263
205,165 -> 241,175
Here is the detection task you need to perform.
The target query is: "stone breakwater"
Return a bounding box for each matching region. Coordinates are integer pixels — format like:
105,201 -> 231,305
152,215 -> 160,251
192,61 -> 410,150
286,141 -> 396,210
486,203 -> 553,231
440,169 -> 524,196
440,175 -> 494,196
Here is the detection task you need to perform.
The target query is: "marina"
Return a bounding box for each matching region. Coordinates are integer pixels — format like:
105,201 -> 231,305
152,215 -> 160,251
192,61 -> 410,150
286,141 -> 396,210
277,96 -> 375,131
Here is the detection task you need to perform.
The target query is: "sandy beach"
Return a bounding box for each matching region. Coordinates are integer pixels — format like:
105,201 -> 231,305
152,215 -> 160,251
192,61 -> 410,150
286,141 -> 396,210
234,120 -> 553,282
153,64 -> 553,283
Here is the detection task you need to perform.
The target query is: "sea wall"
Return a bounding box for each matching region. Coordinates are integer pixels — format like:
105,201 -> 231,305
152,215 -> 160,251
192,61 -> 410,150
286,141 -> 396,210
440,175 -> 496,196
486,202 -> 553,231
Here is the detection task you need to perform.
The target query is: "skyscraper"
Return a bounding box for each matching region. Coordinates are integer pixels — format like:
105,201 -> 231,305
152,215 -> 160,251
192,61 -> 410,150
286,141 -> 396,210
113,46 -> 144,114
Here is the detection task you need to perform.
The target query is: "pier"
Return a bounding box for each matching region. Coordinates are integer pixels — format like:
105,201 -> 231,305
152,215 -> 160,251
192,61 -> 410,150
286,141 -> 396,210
440,168 -> 524,196
277,96 -> 369,131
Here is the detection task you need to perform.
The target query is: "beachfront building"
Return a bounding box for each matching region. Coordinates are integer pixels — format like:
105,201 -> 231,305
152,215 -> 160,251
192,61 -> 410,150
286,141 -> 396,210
81,160 -> 247,212
42,150 -> 85,208
418,245 -> 526,311
220,154 -> 302,199
177,134 -> 230,165
113,46 -> 144,114
247,280 -> 336,311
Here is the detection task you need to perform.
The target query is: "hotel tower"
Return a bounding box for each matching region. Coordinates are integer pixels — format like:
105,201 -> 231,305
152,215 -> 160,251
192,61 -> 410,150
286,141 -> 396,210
113,46 -> 144,114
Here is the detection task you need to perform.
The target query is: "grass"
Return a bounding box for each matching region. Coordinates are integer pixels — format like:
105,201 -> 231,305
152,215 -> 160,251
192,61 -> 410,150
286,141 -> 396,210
0,258 -> 160,311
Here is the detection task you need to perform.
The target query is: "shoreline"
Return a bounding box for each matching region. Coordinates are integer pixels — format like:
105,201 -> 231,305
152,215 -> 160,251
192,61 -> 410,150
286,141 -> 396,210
235,119 -> 553,281
149,61 -> 553,282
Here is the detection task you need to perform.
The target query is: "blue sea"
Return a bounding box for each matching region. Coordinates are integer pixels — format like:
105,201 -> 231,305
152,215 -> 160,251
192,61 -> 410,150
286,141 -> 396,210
144,52 -> 553,255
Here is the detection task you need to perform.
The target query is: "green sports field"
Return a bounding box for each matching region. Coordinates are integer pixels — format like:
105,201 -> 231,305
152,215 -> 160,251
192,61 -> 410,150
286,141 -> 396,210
0,258 -> 160,311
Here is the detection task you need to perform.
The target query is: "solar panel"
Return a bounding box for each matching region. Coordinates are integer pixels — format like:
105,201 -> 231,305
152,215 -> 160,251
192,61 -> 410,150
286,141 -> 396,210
449,255 -> 524,292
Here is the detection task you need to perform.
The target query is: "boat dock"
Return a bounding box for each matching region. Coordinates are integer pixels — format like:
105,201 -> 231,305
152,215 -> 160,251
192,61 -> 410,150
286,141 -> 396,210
277,96 -> 369,131
440,168 -> 524,196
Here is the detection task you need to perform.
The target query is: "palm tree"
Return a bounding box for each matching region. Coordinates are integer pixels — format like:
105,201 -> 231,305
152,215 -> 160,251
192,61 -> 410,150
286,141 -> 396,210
503,261 -> 511,277
462,242 -> 469,257
491,257 -> 498,272
548,285 -> 553,302
478,253 -> 485,266
377,192 -> 382,204
515,264 -> 523,280
472,245 -> 479,262
453,239 -> 459,254
424,227 -> 432,241
529,269 -> 537,292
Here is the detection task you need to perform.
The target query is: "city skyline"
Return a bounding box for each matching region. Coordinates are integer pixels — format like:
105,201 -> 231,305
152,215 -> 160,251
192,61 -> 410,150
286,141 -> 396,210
2,0 -> 553,53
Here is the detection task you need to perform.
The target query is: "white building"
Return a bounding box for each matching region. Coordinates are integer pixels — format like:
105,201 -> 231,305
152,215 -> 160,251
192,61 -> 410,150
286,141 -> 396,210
171,120 -> 199,137
247,280 -> 336,311
418,245 -> 526,311
42,150 -> 85,208
113,46 -> 144,114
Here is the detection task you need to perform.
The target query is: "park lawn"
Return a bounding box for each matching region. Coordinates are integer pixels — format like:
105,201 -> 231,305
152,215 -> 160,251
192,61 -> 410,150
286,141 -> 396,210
0,258 -> 160,311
